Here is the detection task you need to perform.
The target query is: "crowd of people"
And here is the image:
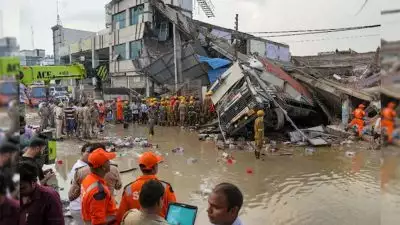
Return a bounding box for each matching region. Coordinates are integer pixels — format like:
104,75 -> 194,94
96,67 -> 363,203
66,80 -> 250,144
66,144 -> 244,225
36,91 -> 216,140
0,94 -> 244,225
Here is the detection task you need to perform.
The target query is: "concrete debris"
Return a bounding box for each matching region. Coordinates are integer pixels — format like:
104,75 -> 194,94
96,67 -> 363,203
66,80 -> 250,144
345,151 -> 356,158
172,147 -> 184,154
102,136 -> 155,148
187,157 -> 198,165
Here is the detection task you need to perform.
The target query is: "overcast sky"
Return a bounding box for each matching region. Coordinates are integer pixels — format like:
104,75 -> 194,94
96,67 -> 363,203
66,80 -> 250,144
0,0 -> 397,56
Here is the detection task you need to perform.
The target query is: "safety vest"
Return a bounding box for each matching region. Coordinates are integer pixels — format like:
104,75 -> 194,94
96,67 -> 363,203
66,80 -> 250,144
382,107 -> 396,121
116,175 -> 176,224
81,173 -> 117,225
353,108 -> 365,120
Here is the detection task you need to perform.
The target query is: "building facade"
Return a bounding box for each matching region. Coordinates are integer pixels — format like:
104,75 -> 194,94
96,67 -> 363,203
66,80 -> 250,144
54,0 -> 290,96
0,37 -> 19,57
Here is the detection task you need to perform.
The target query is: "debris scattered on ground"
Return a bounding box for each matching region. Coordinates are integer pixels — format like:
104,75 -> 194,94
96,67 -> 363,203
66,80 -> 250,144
345,151 -> 356,158
341,140 -> 354,145
174,171 -> 183,176
187,157 -> 198,165
172,147 -> 184,154
246,168 -> 254,174
305,147 -> 316,155
101,136 -> 156,148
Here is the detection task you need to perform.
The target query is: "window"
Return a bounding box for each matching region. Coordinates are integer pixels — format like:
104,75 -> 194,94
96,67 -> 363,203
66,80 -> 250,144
112,11 -> 126,29
114,44 -> 126,60
130,40 -> 143,59
130,5 -> 144,25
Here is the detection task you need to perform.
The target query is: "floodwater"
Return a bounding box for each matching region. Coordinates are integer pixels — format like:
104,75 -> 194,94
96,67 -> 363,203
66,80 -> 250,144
21,110 -> 400,225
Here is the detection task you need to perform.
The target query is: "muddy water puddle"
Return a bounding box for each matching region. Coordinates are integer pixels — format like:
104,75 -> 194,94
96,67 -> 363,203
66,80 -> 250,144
24,111 -> 400,225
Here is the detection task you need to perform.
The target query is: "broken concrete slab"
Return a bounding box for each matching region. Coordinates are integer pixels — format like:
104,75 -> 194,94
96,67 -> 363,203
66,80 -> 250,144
326,125 -> 353,138
308,138 -> 329,146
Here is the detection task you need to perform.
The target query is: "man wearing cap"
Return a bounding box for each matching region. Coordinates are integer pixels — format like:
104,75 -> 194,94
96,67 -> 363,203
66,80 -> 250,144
116,151 -> 176,224
81,148 -> 118,225
69,143 -> 122,207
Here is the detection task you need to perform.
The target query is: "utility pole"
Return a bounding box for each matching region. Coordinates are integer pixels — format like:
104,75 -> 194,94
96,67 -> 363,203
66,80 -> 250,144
235,14 -> 238,31
173,23 -> 178,93
234,14 -> 239,60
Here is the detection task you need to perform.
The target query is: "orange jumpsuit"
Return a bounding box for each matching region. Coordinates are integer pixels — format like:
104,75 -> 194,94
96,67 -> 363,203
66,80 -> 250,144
116,100 -> 123,121
81,173 -> 117,225
382,106 -> 396,143
115,175 -> 176,224
98,104 -> 106,128
349,107 -> 365,136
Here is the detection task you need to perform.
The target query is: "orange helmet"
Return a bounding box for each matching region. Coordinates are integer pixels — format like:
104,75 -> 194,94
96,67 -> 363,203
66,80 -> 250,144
358,104 -> 366,108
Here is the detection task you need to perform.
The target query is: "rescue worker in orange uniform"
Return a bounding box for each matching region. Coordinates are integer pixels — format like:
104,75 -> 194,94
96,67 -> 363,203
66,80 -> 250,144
116,98 -> 124,123
382,102 -> 397,144
81,148 -> 118,225
98,103 -> 106,132
116,151 -> 176,224
348,104 -> 366,137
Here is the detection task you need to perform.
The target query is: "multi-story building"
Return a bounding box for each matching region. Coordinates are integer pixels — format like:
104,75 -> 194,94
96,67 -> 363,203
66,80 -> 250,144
20,49 -> 45,66
53,0 -> 290,96
0,37 -> 19,57
19,49 -> 55,66
51,25 -> 95,65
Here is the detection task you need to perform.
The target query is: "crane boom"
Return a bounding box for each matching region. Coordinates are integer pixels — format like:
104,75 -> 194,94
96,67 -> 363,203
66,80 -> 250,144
21,63 -> 86,85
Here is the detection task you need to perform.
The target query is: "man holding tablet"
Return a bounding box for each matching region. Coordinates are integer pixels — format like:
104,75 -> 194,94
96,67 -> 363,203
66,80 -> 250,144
116,151 -> 176,224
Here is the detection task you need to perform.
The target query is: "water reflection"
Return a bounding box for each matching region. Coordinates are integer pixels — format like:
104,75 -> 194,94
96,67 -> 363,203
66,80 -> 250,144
22,111 -> 399,225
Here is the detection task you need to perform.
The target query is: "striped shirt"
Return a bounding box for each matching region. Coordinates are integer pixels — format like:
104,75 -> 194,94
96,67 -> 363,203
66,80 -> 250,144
64,107 -> 76,120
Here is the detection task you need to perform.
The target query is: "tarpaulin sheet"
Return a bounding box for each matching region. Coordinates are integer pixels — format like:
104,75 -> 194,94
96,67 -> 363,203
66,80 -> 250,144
197,55 -> 231,69
208,67 -> 229,84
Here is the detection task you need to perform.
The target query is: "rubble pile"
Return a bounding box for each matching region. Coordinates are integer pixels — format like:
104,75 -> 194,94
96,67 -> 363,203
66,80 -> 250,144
101,136 -> 156,148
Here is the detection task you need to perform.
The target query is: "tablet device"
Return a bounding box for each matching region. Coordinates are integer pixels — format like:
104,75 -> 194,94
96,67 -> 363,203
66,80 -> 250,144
166,202 -> 198,225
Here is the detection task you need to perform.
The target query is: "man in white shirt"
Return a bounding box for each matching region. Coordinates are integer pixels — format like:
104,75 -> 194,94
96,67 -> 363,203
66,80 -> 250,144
67,143 -> 91,225
207,183 -> 244,225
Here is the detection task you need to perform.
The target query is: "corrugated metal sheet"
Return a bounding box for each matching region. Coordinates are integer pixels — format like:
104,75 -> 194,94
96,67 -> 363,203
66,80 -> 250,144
144,43 -> 209,86
259,57 -> 314,104
210,62 -> 244,104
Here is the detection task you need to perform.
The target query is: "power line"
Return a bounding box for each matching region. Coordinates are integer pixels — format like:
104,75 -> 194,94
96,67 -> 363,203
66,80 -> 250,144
382,9 -> 400,15
255,25 -> 380,38
272,34 -> 379,44
248,24 -> 380,34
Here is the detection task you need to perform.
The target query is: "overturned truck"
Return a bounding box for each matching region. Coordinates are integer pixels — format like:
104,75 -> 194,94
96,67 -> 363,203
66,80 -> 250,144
211,57 -> 321,138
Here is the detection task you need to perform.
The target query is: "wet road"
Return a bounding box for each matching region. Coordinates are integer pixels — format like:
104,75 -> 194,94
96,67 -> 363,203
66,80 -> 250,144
23,110 -> 400,225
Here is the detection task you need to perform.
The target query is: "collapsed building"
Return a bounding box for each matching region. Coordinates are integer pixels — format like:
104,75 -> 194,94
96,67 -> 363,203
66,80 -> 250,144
53,0 -> 381,140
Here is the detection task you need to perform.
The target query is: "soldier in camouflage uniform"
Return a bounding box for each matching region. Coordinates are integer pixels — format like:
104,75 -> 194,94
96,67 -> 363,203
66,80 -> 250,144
82,103 -> 91,139
76,103 -> 84,138
173,99 -> 180,126
38,102 -> 50,132
148,103 -> 156,136
90,100 -> 99,136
